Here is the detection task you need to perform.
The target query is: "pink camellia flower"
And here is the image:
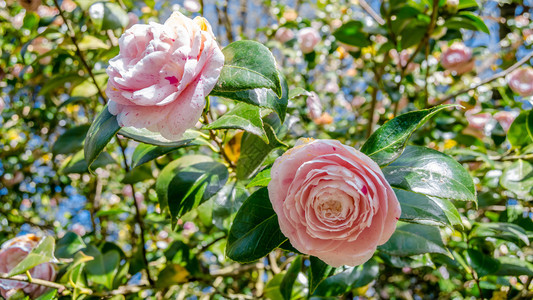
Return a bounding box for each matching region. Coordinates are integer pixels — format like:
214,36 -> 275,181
494,111 -> 517,132
106,12 -> 224,140
306,92 -> 322,120
0,234 -> 57,298
268,138 -> 401,267
275,27 -> 295,43
507,67 -> 533,97
126,12 -> 139,29
441,42 -> 474,75
466,112 -> 491,131
298,27 -> 320,54
0,98 -> 4,113
183,0 -> 201,13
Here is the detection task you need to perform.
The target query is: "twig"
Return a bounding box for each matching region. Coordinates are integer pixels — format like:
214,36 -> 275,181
51,0 -> 107,105
366,84 -> 378,138
92,285 -> 151,297
116,138 -> 155,286
434,50 -> 533,106
239,0 -> 248,37
202,111 -> 236,168
359,0 -> 385,25
0,273 -> 67,293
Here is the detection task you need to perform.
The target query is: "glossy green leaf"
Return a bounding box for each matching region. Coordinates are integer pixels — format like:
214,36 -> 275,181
8,236 -> 56,276
309,256 -> 335,295
211,73 -> 289,122
361,105 -> 456,166
246,168 -> 271,188
205,103 -> 267,142
466,249 -> 500,278
383,146 -> 476,202
156,155 -> 229,221
155,264 -> 190,288
469,222 -> 529,246
237,113 -> 286,180
62,150 -> 116,174
508,111 -> 532,149
213,40 -> 282,97
52,124 -> 91,156
333,21 -> 370,47
458,0 -> 479,9
132,144 -> 181,168
84,246 -> 120,290
395,188 -> 456,227
35,289 -> 57,300
212,183 -> 249,230
280,256 -> 302,300
288,87 -> 310,99
121,164 -> 153,184
500,159 -> 533,199
227,187 -> 287,263
527,109 -> 533,141
494,256 -> 533,276
444,12 -> 490,34
313,259 -> 378,296
119,128 -> 207,147
84,105 -> 120,171
89,1 -> 129,31
378,223 -> 449,256
55,232 -> 86,259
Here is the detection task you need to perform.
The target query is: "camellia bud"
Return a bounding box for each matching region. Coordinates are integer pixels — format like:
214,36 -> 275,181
306,92 -> 322,120
507,67 -> 533,97
275,27 -> 295,43
297,27 -> 320,54
441,42 -> 475,75
443,0 -> 459,14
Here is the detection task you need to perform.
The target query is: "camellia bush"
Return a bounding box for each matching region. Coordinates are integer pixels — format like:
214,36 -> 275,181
1,0 -> 533,299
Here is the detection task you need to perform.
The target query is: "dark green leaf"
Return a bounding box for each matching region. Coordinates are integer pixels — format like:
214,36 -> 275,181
508,111 -> 532,149
35,289 -> 57,300
444,12 -> 490,34
494,256 -> 533,276
53,125 -> 91,156
121,164 -> 153,184
500,159 -> 533,199
466,249 -> 500,278
280,256 -> 302,300
458,0 -> 479,10
8,236 -> 56,276
395,188 -> 455,227
378,223 -> 449,256
205,103 -> 267,142
213,40 -> 282,97
383,146 -> 476,202
84,246 -> 120,290
309,256 -> 335,295
62,150 -> 116,174
361,105 -> 456,166
55,232 -> 86,259
313,259 -> 378,296
333,21 -> 370,47
469,222 -> 529,246
155,264 -> 189,288
156,155 -> 229,221
227,188 -> 287,262
213,183 -> 249,230
246,168 -> 271,188
84,105 -> 120,171
211,73 -> 289,122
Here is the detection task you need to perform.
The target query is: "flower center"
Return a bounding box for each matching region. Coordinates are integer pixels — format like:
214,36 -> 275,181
317,199 -> 343,219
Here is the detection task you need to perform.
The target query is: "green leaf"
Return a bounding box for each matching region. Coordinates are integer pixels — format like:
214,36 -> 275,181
119,127 -> 208,147
52,124 -> 91,156
494,256 -> 533,276
8,236 -> 56,276
121,164 -> 153,184
62,150 -> 116,174
469,222 -> 529,246
237,113 -> 286,180
466,249 -> 500,278
226,187 -> 287,263
210,73 -> 289,123
84,246 -> 120,290
55,232 -> 86,259
84,105 -> 120,171
212,40 -> 282,97
89,1 -> 129,31
526,109 -> 533,141
288,87 -> 310,99
280,256 -> 302,300
361,105 -> 456,166
382,146 -> 476,202
246,168 -> 271,188
156,155 -> 229,221
204,103 -> 267,142
458,0 -> 479,10
508,111 -> 533,149
395,188 -> 456,227
313,259 -> 378,296
132,144 -> 180,169
35,289 -> 57,300
213,183 -> 249,230
378,223 -> 449,256
444,12 -> 490,34
71,73 -> 108,97
155,264 -> 190,288
309,256 -> 335,295
500,159 -> 533,199
333,21 -> 370,47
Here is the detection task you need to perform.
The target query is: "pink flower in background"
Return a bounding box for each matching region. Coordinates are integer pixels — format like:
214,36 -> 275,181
324,80 -> 340,93
441,42 -> 474,75
466,112 -> 491,131
275,27 -> 295,43
306,92 -> 322,120
0,235 -> 57,298
494,111 -> 517,132
126,12 -> 139,29
507,67 -> 533,97
390,49 -> 418,74
268,139 -> 401,267
183,0 -> 201,13
0,98 -> 4,113
351,96 -> 366,108
106,12 -> 224,140
298,27 -> 320,54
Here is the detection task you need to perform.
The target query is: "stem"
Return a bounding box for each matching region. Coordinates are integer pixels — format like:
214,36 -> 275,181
424,41 -> 431,108
366,85 -> 378,138
239,0 -> 248,37
0,273 -> 67,293
359,0 -> 385,25
434,50 -> 533,106
51,0 -> 107,105
116,138 -> 155,286
202,111 -> 236,168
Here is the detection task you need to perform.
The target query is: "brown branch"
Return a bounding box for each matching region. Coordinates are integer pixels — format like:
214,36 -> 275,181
202,111 -> 236,168
0,273 -> 67,293
359,0 -> 385,25
51,0 -> 107,105
434,50 -> 533,106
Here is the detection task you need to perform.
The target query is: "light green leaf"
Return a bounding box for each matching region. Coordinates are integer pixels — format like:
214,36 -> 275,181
508,111 -> 532,149
89,1 -> 129,31
469,222 -> 529,246
500,159 -> 533,199
246,168 -> 271,188
333,21 -> 370,47
204,103 -> 267,142
52,124 -> 91,156
62,150 -> 116,174
55,232 -> 86,259
8,236 -> 56,276
280,256 -> 302,300
119,128 -> 208,147
84,246 -> 120,290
